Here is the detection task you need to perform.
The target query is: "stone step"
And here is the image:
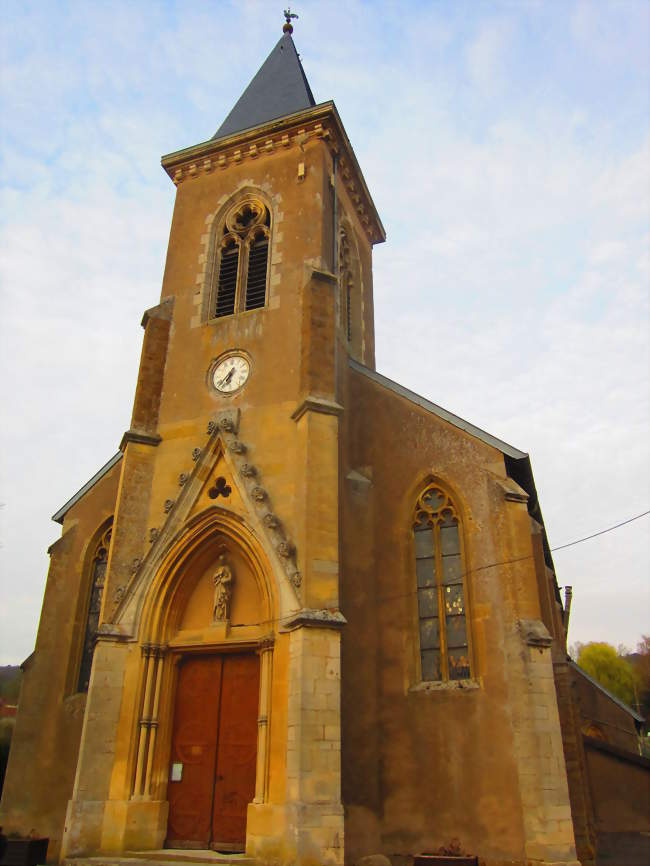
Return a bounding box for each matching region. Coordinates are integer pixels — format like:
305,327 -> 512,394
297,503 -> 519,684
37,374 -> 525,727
63,856 -> 252,866
63,852 -> 256,866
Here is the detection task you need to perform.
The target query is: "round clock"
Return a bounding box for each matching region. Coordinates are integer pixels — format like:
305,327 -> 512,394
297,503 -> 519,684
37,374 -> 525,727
212,354 -> 250,394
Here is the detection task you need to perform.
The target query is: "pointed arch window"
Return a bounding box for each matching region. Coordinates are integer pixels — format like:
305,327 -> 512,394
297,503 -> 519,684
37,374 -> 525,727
413,485 -> 471,682
212,198 -> 271,318
338,228 -> 352,342
77,524 -> 111,693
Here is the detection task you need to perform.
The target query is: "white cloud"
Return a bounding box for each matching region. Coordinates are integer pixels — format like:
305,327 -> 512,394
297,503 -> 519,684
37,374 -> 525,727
465,19 -> 514,95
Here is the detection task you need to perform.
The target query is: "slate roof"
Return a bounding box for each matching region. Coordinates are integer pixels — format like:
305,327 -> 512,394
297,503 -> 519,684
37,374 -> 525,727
213,33 -> 316,140
51,452 -> 122,524
569,659 -> 645,724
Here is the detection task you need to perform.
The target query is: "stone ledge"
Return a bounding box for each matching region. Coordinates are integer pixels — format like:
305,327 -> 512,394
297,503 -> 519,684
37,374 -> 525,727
409,678 -> 481,694
119,430 -> 162,450
519,618 -> 553,648
291,395 -> 344,422
281,609 -> 347,631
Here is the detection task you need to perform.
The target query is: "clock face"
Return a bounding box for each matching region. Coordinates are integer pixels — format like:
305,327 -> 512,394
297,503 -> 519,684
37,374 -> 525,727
212,354 -> 250,393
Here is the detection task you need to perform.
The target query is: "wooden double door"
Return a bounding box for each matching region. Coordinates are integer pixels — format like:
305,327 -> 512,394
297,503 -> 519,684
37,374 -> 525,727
167,653 -> 260,850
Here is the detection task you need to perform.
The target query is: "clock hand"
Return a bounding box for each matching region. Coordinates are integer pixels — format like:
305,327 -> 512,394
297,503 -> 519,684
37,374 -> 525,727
219,367 -> 235,387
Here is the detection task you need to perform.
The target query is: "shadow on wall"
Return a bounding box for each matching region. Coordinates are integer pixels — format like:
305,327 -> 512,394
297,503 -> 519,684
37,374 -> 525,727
0,667 -> 21,799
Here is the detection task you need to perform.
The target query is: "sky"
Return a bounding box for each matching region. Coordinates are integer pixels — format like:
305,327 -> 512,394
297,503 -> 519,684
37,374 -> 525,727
0,0 -> 648,665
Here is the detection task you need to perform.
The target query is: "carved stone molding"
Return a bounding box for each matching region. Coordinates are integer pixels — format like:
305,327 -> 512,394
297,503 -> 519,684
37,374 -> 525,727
277,541 -> 293,558
208,476 -> 232,500
252,486 -> 267,502
257,634 -> 275,652
111,410 -> 303,629
216,417 -> 302,600
192,448 -> 202,462
161,109 -> 384,245
163,499 -> 175,513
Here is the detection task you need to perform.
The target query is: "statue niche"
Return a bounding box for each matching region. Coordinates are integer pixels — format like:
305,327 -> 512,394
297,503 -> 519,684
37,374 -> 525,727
177,543 -> 264,635
212,554 -> 234,622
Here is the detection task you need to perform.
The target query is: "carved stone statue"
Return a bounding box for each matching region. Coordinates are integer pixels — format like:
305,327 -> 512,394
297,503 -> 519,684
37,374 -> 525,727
212,554 -> 234,622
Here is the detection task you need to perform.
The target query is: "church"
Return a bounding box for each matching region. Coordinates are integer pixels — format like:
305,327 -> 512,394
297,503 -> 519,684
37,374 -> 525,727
1,17 -> 599,866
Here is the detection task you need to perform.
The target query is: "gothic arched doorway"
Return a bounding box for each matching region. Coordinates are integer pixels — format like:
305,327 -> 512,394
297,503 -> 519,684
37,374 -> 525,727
130,508 -> 279,854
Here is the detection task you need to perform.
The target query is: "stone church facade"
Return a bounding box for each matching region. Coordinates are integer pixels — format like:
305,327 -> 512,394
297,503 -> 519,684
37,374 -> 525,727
1,24 -> 586,866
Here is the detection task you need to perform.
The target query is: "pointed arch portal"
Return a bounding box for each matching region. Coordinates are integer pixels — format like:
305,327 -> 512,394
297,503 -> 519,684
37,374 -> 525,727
129,508 -> 277,852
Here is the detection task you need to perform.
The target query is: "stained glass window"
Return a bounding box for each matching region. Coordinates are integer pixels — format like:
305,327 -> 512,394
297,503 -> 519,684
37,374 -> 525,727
77,525 -> 111,693
413,487 -> 471,682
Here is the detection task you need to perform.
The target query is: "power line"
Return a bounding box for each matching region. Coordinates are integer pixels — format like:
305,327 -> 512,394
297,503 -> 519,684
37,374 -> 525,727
224,508 -> 650,628
551,510 -> 650,552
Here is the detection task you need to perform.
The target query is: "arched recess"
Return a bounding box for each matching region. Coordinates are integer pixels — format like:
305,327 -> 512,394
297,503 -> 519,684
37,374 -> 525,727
138,506 -> 276,646
129,506 -> 278,807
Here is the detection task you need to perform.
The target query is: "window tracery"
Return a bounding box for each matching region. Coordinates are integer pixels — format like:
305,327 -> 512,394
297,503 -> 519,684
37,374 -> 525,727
413,485 -> 471,682
212,198 -> 271,318
77,523 -> 112,693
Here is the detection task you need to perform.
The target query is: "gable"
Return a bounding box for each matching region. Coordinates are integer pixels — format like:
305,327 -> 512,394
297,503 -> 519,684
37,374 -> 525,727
110,410 -> 303,636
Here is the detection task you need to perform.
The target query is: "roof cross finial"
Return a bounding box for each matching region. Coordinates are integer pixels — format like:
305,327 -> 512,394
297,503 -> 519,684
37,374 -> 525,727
283,8 -> 298,34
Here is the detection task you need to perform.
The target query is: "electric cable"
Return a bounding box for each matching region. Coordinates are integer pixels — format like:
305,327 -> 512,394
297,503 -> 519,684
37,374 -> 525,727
222,508 -> 650,629
550,510 -> 650,552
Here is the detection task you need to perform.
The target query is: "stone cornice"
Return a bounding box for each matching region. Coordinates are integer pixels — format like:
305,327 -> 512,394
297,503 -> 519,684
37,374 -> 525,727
161,101 -> 385,246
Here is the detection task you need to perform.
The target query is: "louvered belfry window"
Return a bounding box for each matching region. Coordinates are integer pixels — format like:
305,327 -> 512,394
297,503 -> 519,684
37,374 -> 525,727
77,524 -> 112,693
213,198 -> 270,318
215,239 -> 239,317
413,485 -> 471,682
245,237 -> 269,309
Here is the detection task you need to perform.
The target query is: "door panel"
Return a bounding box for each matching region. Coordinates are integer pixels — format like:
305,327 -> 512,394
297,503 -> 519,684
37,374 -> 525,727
167,655 -> 222,845
166,653 -> 259,849
212,654 -> 260,845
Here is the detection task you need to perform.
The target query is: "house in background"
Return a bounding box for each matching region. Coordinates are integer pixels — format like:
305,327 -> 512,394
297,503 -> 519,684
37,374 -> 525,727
1,17 -> 647,866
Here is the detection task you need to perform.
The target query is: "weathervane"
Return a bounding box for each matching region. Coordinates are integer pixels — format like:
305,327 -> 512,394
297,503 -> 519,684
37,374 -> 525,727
283,8 -> 298,34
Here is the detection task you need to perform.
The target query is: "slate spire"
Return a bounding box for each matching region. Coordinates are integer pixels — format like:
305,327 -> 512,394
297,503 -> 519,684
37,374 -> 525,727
212,22 -> 316,141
